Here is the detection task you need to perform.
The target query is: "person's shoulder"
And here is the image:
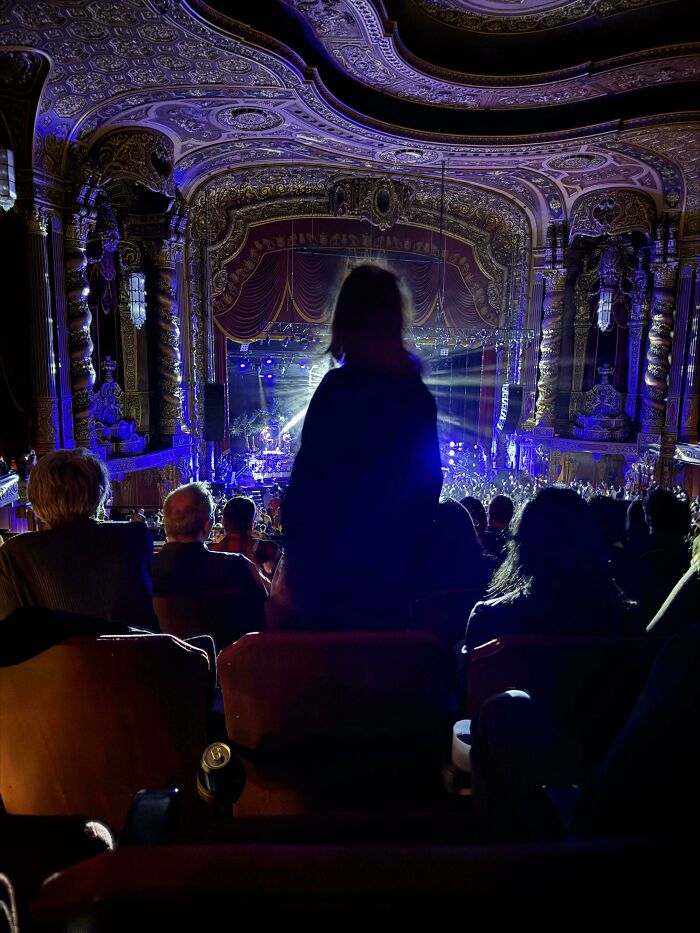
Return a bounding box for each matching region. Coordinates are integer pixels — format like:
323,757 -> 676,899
99,519 -> 151,543
208,549 -> 267,588
0,530 -> 36,559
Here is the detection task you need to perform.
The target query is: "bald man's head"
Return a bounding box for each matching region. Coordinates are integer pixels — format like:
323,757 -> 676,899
163,482 -> 215,542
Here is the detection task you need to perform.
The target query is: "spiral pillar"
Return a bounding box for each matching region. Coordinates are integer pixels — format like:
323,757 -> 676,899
534,267 -> 567,426
640,261 -> 678,432
23,204 -> 60,453
64,211 -> 98,446
625,255 -> 650,427
147,237 -> 186,437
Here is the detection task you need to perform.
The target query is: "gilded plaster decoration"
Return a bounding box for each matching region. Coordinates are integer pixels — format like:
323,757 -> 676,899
416,0 -> 673,32
569,188 -> 656,240
281,0 -> 697,109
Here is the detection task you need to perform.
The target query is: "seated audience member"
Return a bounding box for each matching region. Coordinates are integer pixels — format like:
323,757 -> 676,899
465,486 -> 640,651
460,495 -> 487,546
626,488 -> 691,622
647,561 -> 699,638
481,494 -> 514,562
0,448 -> 157,628
152,483 -> 267,638
470,624 -> 700,841
210,496 -> 281,580
413,498 -> 494,647
588,495 -> 629,594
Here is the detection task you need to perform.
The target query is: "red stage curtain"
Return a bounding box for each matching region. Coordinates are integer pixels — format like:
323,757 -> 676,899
213,218 -> 500,342
215,252 -> 288,342
290,252 -> 346,323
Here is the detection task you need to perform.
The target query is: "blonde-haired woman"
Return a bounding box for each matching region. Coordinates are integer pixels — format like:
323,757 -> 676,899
0,448 -> 156,627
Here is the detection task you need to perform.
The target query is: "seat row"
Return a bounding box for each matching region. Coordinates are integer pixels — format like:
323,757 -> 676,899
0,630 -> 661,833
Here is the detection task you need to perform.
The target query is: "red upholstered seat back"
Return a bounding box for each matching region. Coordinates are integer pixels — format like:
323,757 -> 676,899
0,635 -> 209,833
218,632 -> 453,814
153,592 -> 261,652
465,635 -> 662,756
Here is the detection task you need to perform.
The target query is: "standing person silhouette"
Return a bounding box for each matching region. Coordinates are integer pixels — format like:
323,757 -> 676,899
277,264 -> 443,630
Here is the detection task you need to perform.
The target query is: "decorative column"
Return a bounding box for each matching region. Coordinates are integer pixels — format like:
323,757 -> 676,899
534,267 -> 567,427
625,253 -> 650,426
680,264 -> 700,442
519,269 -> 544,427
49,212 -> 74,447
23,204 -> 59,453
117,241 -> 150,435
640,260 -> 678,433
146,229 -> 187,439
665,262 -> 695,435
568,258 -> 596,424
64,170 -> 100,447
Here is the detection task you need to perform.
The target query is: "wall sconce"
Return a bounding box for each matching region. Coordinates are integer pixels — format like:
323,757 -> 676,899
128,271 -> 147,329
596,242 -> 623,333
597,283 -> 614,333
0,149 -> 16,212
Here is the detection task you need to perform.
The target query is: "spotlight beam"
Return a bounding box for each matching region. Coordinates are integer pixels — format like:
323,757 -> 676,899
281,407 -> 309,433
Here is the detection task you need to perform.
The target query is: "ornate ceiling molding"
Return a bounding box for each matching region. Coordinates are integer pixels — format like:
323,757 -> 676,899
281,1 -> 698,110
569,187 -> 656,240
414,0 -> 673,33
0,0 -> 692,244
190,165 -> 528,315
93,128 -> 175,199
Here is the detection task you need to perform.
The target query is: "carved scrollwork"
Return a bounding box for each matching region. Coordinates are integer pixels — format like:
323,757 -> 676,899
329,176 -> 412,231
93,128 -> 175,199
569,188 -> 655,241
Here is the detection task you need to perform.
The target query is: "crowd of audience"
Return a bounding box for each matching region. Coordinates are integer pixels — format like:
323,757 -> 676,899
0,263 -> 698,848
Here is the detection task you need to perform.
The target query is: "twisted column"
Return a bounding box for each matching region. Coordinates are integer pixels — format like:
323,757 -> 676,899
23,204 -> 59,453
680,265 -> 700,441
49,213 -> 74,447
641,261 -> 678,432
626,255 -> 650,426
147,237 -> 185,436
535,267 -> 567,426
65,212 -> 98,446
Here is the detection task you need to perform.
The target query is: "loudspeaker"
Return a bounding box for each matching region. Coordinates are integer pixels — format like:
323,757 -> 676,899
204,383 -> 226,441
497,384 -> 523,434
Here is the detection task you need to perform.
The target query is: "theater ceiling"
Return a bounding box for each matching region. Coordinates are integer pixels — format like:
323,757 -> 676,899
0,0 -> 698,242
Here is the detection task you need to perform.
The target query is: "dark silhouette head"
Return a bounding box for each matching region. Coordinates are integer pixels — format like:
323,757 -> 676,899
460,495 -> 487,538
643,487 -> 691,538
626,498 -> 649,545
488,494 -> 514,529
222,496 -> 256,534
435,498 -> 485,566
491,485 -> 606,597
329,265 -> 415,374
589,495 -> 627,548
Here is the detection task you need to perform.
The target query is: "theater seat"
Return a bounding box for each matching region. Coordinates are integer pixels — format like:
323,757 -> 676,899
0,636 -> 210,834
153,592 -> 263,652
29,839 -> 691,927
218,631 -> 454,816
465,635 -> 663,757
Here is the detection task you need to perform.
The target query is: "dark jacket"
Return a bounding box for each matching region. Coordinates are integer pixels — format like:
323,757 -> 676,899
0,518 -> 157,629
282,363 -> 443,628
465,582 -> 642,651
